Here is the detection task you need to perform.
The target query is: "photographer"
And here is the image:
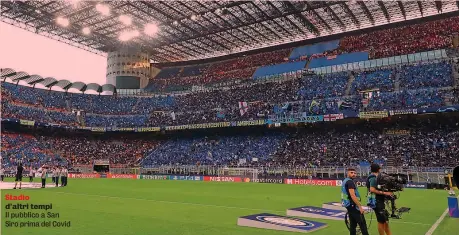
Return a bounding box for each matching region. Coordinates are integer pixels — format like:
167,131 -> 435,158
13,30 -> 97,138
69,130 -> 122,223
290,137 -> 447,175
367,164 -> 393,235
341,168 -> 369,235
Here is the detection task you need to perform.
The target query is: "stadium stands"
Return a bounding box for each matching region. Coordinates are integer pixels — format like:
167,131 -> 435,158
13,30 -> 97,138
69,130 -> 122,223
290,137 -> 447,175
339,16 -> 459,59
1,132 -> 159,169
399,61 -> 454,89
298,72 -> 349,100
351,68 -> 395,94
2,15 -> 459,170
147,17 -> 459,90
1,57 -> 456,128
141,134 -> 286,167
2,118 -> 458,169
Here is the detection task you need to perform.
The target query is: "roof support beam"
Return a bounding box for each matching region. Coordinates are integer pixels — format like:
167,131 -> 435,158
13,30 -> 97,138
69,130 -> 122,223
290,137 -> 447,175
378,1 -> 391,23
304,2 -> 333,32
280,1 -> 312,35
341,2 -> 360,27
235,5 -> 271,41
435,1 -> 443,13
154,1 -> 342,47
250,2 -> 283,39
397,1 -> 407,20
357,1 -> 375,25
193,2 -> 257,44
417,1 -> 424,16
156,1 -> 232,49
325,5 -> 345,30
265,1 -> 296,38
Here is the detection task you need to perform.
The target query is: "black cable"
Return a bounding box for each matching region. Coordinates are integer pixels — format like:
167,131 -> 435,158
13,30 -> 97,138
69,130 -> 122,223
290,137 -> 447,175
345,209 -> 373,235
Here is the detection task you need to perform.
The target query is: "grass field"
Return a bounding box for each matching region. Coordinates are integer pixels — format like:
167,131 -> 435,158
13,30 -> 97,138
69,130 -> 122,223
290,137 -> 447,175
1,178 -> 458,235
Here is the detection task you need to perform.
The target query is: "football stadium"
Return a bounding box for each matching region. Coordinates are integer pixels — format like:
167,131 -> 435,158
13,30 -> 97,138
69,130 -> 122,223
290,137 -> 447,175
1,1 -> 459,235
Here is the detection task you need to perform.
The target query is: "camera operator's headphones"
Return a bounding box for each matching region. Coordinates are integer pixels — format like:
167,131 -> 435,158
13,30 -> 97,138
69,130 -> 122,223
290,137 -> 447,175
453,166 -> 459,186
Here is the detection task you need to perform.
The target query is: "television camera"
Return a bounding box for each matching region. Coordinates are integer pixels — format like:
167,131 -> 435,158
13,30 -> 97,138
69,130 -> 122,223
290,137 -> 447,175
377,173 -> 407,193
376,173 -> 411,219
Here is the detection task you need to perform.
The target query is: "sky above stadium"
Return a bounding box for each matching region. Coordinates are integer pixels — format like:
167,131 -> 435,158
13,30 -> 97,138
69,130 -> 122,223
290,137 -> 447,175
0,22 -> 107,86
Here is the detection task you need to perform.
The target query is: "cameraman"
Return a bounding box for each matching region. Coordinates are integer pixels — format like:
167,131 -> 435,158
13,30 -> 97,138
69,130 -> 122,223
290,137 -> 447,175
367,164 -> 393,235
341,168 -> 369,235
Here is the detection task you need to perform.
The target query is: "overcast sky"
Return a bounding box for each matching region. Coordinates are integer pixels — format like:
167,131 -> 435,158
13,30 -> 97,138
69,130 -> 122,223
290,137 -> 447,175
0,22 -> 107,86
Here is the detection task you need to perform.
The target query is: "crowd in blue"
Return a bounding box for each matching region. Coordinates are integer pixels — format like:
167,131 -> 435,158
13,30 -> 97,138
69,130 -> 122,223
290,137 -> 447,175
2,60 -> 456,128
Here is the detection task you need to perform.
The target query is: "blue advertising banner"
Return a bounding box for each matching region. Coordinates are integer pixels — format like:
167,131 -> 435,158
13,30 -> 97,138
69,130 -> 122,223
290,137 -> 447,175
168,175 -> 203,181
404,182 -> 427,189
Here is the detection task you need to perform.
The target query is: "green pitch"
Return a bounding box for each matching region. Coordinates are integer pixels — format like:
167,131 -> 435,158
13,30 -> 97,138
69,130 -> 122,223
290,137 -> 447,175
1,179 -> 457,235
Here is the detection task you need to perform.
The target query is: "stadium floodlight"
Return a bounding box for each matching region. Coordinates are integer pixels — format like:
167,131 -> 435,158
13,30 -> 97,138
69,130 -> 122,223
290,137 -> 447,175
119,15 -> 132,26
82,27 -> 91,35
144,23 -> 159,36
56,17 -> 69,27
119,30 -> 139,42
95,3 -> 110,16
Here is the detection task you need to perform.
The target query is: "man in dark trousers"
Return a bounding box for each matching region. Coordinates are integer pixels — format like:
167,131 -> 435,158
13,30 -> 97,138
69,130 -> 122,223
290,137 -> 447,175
13,163 -> 24,189
51,167 -> 55,183
0,167 -> 4,182
341,168 -> 369,235
41,168 -> 47,188
55,167 -> 60,187
62,167 -> 68,186
367,164 -> 394,235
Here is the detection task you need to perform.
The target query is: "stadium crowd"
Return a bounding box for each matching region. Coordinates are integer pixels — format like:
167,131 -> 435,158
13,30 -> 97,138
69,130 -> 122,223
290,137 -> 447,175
1,132 -> 159,168
339,16 -> 459,59
145,16 -> 459,89
2,58 -> 456,128
2,118 -> 458,169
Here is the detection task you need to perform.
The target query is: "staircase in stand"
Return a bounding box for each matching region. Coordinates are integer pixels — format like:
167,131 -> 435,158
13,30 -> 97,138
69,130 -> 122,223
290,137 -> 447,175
385,155 -> 397,167
452,62 -> 459,88
65,98 -> 72,111
394,68 -> 401,92
344,71 -> 355,96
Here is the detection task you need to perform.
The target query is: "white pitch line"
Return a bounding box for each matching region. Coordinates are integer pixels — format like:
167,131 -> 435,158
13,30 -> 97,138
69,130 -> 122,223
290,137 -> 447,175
51,191 -> 431,226
425,208 -> 449,235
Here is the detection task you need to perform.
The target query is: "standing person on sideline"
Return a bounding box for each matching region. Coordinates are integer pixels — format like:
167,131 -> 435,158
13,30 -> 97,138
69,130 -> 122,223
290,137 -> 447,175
341,168 -> 369,235
41,167 -> 47,188
367,163 -> 394,235
60,166 -> 65,187
0,166 -> 4,182
29,167 -> 35,182
63,167 -> 68,186
55,167 -> 60,187
13,163 -> 24,189
51,167 -> 55,183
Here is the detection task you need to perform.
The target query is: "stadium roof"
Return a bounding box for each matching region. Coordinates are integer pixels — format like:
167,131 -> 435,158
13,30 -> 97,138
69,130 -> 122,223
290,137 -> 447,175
1,1 -> 458,63
0,68 -> 116,94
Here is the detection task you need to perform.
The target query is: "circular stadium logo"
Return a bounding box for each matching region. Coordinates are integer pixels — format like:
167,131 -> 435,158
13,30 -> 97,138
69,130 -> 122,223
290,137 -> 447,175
244,178 -> 251,182
256,216 -> 314,227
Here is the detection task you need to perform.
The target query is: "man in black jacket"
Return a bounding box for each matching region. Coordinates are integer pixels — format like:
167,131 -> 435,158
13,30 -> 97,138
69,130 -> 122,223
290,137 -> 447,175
13,163 -> 24,189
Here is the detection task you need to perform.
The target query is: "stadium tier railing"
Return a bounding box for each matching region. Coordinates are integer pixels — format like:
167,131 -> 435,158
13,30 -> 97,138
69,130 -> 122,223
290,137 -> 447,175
311,49 -> 448,75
